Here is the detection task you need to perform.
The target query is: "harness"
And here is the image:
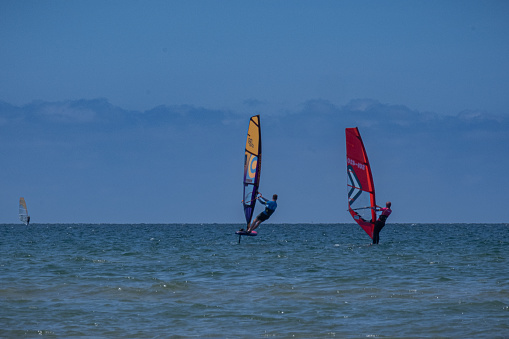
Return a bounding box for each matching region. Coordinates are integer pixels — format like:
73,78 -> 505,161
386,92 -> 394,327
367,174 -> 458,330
264,207 -> 275,217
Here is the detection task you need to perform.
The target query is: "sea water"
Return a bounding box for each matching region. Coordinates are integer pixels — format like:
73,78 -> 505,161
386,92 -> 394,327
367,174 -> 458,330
0,223 -> 508,338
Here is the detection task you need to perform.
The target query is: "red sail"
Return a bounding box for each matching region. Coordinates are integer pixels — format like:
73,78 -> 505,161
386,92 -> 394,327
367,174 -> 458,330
346,127 -> 377,238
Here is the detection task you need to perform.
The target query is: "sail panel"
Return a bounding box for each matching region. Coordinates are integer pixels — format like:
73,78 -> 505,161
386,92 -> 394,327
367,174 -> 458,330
245,115 -> 260,155
243,115 -> 261,225
346,127 -> 376,238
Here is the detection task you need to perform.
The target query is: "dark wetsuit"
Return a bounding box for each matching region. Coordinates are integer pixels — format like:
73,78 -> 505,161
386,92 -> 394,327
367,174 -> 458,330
373,207 -> 391,244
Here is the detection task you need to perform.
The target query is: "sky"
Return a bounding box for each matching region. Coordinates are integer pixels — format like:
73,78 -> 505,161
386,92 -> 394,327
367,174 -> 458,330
0,1 -> 508,224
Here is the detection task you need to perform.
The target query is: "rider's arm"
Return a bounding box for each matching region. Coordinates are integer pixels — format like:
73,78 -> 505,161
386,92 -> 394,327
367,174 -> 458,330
258,196 -> 268,204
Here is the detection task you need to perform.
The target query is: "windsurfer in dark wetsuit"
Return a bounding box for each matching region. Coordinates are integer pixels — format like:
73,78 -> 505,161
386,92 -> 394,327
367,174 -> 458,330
246,194 -> 278,233
372,201 -> 392,244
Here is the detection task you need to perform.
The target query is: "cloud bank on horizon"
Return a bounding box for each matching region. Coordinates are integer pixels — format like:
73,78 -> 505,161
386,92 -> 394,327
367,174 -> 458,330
0,98 -> 507,223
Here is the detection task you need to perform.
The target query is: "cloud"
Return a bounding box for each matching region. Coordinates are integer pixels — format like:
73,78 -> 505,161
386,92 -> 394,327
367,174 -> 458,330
343,98 -> 380,112
39,102 -> 96,123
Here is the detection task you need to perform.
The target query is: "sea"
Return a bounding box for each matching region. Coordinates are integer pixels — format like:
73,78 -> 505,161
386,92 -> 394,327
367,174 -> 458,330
1,223 -> 508,338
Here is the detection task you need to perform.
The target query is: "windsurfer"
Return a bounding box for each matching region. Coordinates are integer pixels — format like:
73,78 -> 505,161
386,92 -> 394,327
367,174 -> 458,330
372,201 -> 392,244
246,194 -> 278,233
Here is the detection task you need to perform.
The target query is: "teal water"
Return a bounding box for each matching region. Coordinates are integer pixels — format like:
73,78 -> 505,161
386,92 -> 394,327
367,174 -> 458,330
0,223 -> 508,338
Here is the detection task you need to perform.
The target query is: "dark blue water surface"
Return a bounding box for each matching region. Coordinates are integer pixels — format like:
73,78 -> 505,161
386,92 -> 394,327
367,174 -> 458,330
1,223 -> 508,338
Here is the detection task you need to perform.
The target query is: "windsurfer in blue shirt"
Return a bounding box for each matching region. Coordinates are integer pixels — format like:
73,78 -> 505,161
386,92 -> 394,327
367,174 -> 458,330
246,194 -> 278,233
372,201 -> 392,244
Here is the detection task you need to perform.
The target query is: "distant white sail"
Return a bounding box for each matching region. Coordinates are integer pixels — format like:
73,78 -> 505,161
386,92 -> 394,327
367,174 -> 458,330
19,197 -> 30,225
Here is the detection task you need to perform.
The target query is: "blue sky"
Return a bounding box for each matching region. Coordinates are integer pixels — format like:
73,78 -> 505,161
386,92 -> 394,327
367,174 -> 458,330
1,1 -> 508,223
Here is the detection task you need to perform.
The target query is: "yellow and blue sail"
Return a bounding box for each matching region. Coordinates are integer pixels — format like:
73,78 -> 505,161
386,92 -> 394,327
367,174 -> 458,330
243,115 -> 261,225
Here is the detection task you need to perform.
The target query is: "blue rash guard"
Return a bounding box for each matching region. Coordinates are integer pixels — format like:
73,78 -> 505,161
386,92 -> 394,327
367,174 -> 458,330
259,196 -> 277,217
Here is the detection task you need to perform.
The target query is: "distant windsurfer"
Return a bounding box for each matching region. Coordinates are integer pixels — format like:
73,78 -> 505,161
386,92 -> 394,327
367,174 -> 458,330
372,201 -> 392,244
27,216 -> 30,225
246,194 -> 278,233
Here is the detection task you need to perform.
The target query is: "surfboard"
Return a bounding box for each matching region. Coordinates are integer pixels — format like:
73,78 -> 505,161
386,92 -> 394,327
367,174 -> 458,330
235,231 -> 258,236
